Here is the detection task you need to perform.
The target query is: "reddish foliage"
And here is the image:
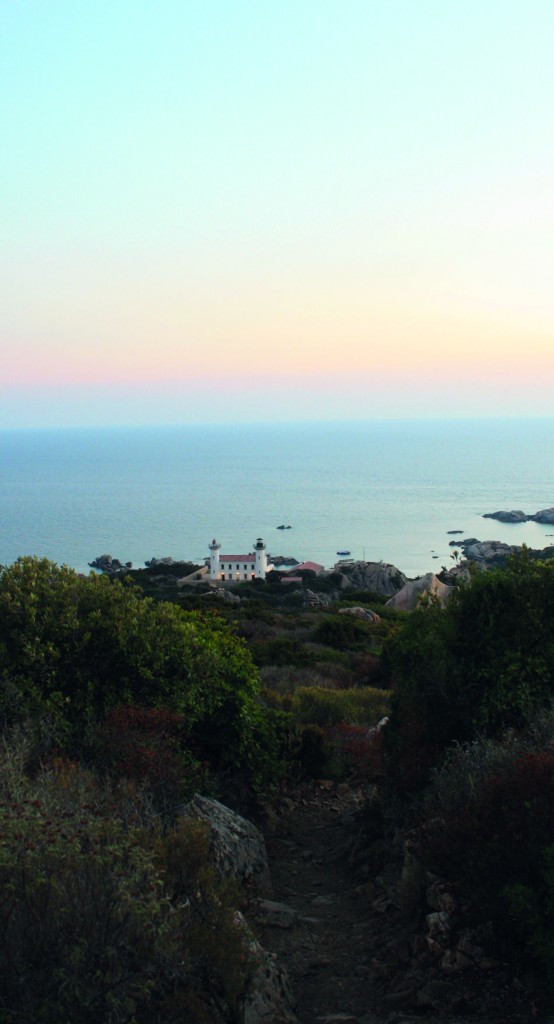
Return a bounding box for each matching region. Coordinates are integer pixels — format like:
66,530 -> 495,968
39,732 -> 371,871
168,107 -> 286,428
93,704 -> 200,808
424,750 -> 554,902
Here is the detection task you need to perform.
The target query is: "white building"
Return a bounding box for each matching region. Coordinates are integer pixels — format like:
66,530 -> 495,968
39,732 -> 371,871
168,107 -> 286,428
209,537 -> 274,582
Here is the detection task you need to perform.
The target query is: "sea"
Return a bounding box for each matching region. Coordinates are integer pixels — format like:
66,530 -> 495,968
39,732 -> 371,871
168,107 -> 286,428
1,418 -> 554,580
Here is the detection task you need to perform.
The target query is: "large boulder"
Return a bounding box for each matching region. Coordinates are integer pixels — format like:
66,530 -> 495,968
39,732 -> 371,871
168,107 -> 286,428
456,539 -> 519,565
482,509 -> 528,523
334,560 -> 407,596
180,795 -> 271,895
338,606 -> 381,624
386,573 -> 453,611
533,507 -> 554,524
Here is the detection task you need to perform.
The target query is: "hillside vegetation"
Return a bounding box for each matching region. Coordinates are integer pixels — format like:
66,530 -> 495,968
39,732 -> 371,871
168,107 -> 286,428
2,550 -> 554,1017
0,556 -> 392,1022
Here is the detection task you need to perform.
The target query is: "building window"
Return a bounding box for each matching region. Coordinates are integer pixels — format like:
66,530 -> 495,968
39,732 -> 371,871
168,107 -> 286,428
228,574 -> 232,580
243,573 -> 248,579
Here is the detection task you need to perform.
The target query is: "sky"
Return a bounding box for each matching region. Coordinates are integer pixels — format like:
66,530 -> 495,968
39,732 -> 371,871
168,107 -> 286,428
2,0 -> 554,428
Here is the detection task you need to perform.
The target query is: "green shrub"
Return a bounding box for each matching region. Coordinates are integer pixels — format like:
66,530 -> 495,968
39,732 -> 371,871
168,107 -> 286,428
384,551 -> 554,792
291,686 -> 391,727
250,635 -> 316,668
0,558 -> 274,794
259,665 -> 348,695
312,614 -> 373,649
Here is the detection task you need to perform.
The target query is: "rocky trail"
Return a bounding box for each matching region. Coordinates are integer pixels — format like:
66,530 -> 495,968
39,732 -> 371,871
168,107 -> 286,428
256,782 -> 378,1024
253,782 -> 543,1024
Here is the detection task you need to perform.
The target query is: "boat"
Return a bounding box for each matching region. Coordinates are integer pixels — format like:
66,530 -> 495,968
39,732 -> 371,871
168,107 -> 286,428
336,550 -> 351,556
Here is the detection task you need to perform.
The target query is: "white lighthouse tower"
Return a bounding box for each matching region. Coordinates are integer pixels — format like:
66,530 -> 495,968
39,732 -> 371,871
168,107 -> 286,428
254,537 -> 268,579
209,538 -> 221,580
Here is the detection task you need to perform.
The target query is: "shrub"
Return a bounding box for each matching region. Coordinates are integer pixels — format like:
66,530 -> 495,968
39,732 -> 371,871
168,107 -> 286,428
250,635 -> 316,668
312,614 -> 373,649
291,686 -> 391,727
384,551 -> 554,792
0,757 -> 253,1023
419,736 -> 554,974
504,844 -> 554,978
0,558 -> 271,793
92,705 -> 209,816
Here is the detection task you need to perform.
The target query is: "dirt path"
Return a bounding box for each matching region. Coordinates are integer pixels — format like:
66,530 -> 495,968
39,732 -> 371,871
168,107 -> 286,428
255,782 -> 387,1024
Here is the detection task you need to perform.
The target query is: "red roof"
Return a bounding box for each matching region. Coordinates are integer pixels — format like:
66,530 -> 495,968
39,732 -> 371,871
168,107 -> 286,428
286,561 -> 324,574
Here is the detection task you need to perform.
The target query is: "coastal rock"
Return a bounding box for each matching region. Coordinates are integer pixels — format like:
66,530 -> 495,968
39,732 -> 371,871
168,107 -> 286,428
88,554 -> 129,573
451,536 -> 554,569
483,509 -> 527,523
179,795 -> 271,895
533,507 -> 554,524
385,573 -> 453,611
463,540 -> 518,563
482,506 -> 554,524
145,556 -> 175,566
334,561 -> 407,597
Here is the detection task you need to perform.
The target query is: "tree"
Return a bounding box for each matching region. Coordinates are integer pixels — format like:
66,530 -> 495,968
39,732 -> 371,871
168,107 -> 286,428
0,557 -> 264,780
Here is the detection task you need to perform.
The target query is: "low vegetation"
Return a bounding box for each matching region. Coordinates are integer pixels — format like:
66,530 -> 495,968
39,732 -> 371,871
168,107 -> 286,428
0,555 -> 392,1021
3,548 -> 554,1014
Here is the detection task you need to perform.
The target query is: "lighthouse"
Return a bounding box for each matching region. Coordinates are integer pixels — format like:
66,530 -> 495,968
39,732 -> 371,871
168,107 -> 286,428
208,538 -> 221,580
254,537 -> 268,579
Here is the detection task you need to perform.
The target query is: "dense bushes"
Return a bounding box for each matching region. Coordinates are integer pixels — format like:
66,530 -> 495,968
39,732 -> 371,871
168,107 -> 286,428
291,685 -> 390,727
312,613 -> 373,649
381,554 -> 554,993
417,722 -> 554,978
0,750 -> 252,1023
250,635 -> 317,668
0,557 -> 281,797
384,551 -> 554,791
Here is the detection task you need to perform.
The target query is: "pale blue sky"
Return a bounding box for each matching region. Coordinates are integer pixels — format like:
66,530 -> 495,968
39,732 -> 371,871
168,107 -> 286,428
2,1 -> 554,427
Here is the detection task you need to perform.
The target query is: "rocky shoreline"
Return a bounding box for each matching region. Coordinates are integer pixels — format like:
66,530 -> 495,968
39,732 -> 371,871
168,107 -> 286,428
87,506 -> 554,599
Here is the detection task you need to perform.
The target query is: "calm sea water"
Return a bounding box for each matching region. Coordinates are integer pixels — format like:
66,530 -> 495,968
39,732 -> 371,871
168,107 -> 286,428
1,419 -> 554,579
